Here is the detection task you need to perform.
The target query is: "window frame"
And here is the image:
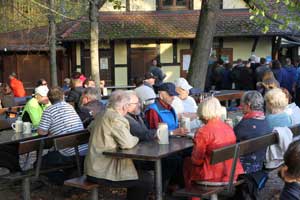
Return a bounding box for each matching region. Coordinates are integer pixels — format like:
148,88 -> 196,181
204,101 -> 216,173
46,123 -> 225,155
158,0 -> 190,10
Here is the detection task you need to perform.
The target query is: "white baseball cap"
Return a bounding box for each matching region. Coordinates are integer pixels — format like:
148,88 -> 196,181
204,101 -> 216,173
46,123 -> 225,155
35,85 -> 49,97
174,78 -> 193,91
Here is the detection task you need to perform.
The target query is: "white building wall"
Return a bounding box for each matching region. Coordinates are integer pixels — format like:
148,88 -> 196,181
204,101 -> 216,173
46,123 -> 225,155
223,37 -> 272,61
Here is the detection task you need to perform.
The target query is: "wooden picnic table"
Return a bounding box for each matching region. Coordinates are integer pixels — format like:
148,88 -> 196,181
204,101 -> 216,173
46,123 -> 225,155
214,90 -> 244,102
103,137 -> 193,200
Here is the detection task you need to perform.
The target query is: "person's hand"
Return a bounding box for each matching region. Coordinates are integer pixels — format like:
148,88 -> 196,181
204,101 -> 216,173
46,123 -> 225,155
173,127 -> 189,136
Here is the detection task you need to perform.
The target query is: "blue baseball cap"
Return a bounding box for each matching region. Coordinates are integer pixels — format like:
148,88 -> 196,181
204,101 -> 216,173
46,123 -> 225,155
158,82 -> 178,96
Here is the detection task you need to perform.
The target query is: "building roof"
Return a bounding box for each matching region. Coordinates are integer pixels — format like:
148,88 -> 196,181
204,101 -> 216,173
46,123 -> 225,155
61,10 -> 300,41
0,9 -> 300,51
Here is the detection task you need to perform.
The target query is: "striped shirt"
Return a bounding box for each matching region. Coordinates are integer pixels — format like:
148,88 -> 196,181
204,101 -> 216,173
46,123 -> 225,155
39,101 -> 87,156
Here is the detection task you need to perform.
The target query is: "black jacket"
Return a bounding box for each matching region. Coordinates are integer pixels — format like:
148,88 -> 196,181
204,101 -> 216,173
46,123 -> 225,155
125,113 -> 156,141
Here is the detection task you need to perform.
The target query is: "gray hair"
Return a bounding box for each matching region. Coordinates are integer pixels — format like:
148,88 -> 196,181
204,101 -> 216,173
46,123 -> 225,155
107,90 -> 134,110
241,91 -> 264,111
83,87 -> 101,101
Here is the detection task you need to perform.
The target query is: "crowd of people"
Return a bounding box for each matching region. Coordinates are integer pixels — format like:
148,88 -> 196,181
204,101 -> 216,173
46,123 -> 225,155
207,56 -> 300,105
1,56 -> 300,199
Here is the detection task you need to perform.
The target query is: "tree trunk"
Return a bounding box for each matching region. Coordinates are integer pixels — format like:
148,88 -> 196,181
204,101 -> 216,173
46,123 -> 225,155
48,0 -> 58,86
89,0 -> 107,87
89,0 -> 100,86
187,0 -> 220,90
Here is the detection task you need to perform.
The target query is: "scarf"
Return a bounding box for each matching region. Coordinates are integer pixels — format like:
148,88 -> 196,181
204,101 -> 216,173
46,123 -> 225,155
243,111 -> 265,120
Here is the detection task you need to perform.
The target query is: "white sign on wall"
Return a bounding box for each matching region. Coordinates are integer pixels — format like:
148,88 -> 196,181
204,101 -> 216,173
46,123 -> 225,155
183,54 -> 191,71
100,57 -> 108,70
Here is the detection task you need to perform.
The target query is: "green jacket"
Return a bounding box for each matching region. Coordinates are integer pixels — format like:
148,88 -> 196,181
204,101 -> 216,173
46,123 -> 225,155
22,98 -> 48,128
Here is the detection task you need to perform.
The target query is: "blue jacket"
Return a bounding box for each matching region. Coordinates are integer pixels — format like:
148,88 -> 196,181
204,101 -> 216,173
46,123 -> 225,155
145,101 -> 178,131
282,66 -> 296,94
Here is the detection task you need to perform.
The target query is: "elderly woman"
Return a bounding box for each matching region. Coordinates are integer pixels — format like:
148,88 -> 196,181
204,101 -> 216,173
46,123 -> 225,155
265,88 -> 292,128
234,91 -> 272,173
183,97 -> 244,187
174,78 -> 197,113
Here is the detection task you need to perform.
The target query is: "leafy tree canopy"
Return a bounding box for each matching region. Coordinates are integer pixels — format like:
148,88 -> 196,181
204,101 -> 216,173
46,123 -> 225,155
245,0 -> 300,33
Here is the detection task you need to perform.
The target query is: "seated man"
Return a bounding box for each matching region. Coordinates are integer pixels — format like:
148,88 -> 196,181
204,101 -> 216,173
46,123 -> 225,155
125,91 -> 156,141
38,87 -> 86,163
134,72 -> 157,106
84,90 -> 151,200
145,82 -> 187,136
22,85 -> 50,128
78,87 -> 105,127
83,78 -> 96,88
66,78 -> 84,111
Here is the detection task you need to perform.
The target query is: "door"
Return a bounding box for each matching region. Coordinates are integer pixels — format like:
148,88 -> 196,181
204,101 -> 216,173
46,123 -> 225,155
129,48 -> 157,84
84,49 -> 113,86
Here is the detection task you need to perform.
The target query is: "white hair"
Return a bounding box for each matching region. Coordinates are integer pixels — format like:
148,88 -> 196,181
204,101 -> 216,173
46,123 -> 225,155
265,88 -> 288,114
197,97 -> 222,121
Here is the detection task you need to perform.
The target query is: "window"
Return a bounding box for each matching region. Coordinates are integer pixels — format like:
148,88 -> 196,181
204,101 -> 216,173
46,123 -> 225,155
159,0 -> 190,10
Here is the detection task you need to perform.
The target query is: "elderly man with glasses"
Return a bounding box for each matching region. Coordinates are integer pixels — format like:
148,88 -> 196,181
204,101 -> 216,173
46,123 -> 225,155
85,90 -> 151,200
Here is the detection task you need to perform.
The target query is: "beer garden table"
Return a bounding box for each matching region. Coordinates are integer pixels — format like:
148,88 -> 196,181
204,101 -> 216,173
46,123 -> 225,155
103,137 -> 194,200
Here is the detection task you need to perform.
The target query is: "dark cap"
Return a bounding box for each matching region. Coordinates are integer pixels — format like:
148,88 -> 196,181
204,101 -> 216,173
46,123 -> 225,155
144,72 -> 156,80
158,82 -> 178,96
10,72 -> 16,77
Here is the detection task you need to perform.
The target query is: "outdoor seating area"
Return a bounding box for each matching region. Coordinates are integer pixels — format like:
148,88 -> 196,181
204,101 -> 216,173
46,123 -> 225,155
1,1 -> 300,199
0,79 -> 299,200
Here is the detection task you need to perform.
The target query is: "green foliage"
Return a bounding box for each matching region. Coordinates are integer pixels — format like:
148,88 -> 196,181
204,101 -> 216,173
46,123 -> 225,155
246,0 -> 300,33
0,0 -> 88,33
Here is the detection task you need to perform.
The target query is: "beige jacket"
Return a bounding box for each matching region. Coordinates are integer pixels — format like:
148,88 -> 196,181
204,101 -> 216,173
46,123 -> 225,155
84,108 -> 139,181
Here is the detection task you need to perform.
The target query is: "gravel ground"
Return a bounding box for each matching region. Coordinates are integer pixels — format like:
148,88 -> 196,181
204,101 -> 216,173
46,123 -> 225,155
0,168 -> 283,200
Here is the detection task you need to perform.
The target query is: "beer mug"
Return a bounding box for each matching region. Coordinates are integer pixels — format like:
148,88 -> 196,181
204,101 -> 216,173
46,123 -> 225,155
11,120 -> 23,133
156,123 -> 169,144
180,116 -> 191,132
23,122 -> 32,134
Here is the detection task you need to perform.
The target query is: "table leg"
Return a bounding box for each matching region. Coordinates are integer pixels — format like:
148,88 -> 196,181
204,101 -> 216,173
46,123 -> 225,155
22,177 -> 30,200
155,159 -> 163,200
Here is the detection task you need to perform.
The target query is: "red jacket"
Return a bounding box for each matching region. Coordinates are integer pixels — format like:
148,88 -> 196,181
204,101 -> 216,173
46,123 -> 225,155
184,118 -> 244,186
10,77 -> 26,97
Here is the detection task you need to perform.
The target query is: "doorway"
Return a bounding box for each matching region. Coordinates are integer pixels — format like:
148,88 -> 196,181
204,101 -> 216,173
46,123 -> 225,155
129,48 -> 157,84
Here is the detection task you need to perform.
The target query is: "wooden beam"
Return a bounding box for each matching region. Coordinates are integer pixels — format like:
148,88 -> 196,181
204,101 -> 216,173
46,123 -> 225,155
251,37 -> 259,53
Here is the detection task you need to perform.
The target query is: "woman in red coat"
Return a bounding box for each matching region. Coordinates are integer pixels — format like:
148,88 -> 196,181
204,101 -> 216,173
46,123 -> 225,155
184,97 -> 244,188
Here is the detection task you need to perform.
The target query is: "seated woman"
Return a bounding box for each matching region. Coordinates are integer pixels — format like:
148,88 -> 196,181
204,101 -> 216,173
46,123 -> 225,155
234,91 -> 272,173
265,88 -> 292,129
280,140 -> 300,200
183,97 -> 244,187
174,78 -> 198,114
282,88 -> 300,126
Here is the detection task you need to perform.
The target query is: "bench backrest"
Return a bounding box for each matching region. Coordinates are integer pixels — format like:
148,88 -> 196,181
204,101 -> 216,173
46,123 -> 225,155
18,138 -> 53,154
210,132 -> 277,165
53,130 -> 90,150
209,124 -> 300,193
211,124 -> 300,165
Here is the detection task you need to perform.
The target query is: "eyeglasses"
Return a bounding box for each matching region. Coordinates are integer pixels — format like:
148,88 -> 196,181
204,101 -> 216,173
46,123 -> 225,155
129,102 -> 140,105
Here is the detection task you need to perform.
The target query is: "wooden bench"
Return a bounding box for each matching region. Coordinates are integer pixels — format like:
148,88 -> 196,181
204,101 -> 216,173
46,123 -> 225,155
64,176 -> 99,200
174,124 -> 300,199
174,132 -> 280,199
2,129 -> 90,200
